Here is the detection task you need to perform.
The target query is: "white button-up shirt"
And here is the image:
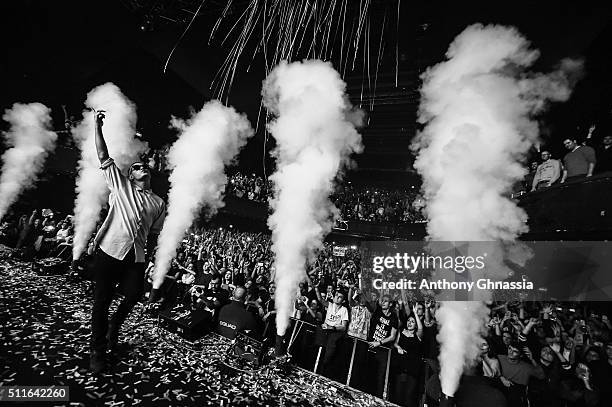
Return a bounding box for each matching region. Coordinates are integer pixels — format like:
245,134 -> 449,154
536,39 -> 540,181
93,158 -> 166,263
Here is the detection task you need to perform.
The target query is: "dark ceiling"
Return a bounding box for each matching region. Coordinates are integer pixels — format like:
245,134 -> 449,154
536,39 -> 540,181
1,1 -> 611,185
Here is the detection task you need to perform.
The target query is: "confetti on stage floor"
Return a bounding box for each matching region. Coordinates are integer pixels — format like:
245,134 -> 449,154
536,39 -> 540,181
0,257 -> 394,406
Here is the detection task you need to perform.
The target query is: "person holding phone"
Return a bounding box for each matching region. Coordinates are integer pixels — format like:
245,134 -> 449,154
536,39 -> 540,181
559,363 -> 600,407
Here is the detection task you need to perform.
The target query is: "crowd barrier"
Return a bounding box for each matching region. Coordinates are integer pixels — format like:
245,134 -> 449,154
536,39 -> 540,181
284,317 -> 429,403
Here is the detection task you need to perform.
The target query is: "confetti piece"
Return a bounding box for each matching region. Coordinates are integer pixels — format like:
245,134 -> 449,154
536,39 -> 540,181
0,257 -> 390,407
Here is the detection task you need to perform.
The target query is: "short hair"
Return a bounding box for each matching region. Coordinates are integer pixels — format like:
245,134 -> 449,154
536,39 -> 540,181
508,340 -> 521,351
210,273 -> 222,282
233,286 -> 246,302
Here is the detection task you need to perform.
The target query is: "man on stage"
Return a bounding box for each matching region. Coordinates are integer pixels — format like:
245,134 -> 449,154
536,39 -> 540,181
89,110 -> 166,373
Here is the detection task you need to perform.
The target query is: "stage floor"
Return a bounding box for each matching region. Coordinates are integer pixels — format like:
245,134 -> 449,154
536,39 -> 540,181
0,257 -> 393,407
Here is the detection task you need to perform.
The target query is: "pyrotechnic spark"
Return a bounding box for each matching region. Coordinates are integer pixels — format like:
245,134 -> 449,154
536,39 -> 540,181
190,0 -> 401,104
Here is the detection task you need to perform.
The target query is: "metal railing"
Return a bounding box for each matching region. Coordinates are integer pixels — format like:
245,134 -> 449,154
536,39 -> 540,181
285,317 -> 427,402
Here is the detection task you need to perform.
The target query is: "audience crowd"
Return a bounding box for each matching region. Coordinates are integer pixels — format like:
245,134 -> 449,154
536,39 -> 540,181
148,144 -> 427,224
224,171 -> 427,224
516,134 -> 612,196
0,208 -> 74,260
1,204 -> 611,406
146,132 -> 612,225
2,131 -> 611,406
221,171 -> 427,224
143,224 -> 610,407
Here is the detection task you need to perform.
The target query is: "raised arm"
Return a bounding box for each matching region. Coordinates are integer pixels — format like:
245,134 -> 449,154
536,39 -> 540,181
94,110 -> 109,164
314,286 -> 326,308
348,285 -> 356,307
411,303 -> 424,340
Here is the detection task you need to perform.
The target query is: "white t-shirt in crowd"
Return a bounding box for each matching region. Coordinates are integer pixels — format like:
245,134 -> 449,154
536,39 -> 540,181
324,303 -> 349,328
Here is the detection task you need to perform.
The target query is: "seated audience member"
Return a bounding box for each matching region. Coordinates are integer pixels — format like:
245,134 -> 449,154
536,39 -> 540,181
595,134 -> 612,173
561,138 -> 596,183
217,286 -> 259,340
531,151 -> 561,191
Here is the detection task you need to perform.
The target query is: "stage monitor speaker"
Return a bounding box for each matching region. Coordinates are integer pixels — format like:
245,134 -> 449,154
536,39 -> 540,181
158,306 -> 212,341
228,332 -> 266,368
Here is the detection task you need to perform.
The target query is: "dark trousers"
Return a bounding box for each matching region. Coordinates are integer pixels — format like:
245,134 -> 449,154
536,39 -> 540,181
370,347 -> 390,397
314,327 -> 344,368
503,383 -> 528,407
90,249 -> 145,353
392,373 -> 418,407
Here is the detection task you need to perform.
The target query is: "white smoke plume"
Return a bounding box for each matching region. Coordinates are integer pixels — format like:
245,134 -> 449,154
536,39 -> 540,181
0,103 -> 57,221
263,60 -> 363,336
436,302 -> 490,394
71,83 -> 148,260
152,100 -> 253,289
412,24 -> 582,396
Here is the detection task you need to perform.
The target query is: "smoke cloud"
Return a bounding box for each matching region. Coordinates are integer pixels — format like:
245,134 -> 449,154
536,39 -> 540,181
263,60 -> 363,336
71,83 -> 148,259
152,100 -> 253,289
0,103 -> 57,221
436,302 -> 490,394
412,24 -> 582,396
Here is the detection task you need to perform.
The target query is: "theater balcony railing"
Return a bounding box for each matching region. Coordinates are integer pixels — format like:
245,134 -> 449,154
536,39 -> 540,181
220,172 -> 612,240
219,196 -> 427,239
517,171 -> 612,239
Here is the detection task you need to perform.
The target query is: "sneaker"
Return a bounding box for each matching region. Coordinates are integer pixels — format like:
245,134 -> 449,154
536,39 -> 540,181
89,350 -> 106,374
